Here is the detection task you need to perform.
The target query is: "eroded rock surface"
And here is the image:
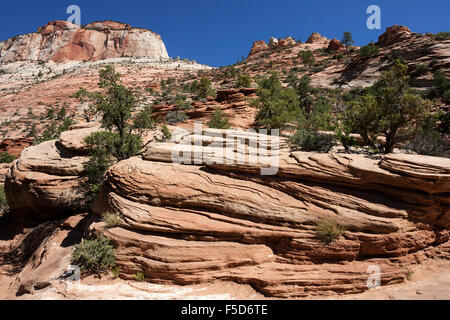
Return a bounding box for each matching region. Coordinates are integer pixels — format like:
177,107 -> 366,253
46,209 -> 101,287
83,129 -> 450,298
0,20 -> 169,63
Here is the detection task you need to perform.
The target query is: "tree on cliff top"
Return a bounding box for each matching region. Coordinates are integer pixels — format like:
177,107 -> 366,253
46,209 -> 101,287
75,65 -> 152,202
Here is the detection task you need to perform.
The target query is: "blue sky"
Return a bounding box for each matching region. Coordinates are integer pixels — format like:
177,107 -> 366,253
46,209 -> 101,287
0,0 -> 449,67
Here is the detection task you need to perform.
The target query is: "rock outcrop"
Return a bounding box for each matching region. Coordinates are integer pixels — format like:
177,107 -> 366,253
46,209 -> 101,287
327,39 -> 345,52
6,126 -> 450,297
0,20 -> 169,63
81,129 -> 450,298
0,138 -> 33,158
248,40 -> 269,57
377,25 -> 413,47
306,32 -> 329,44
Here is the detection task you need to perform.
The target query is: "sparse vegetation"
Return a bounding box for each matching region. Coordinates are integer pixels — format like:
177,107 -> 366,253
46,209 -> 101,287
161,125 -> 172,141
165,111 -> 188,124
102,211 -> 123,228
235,74 -> 252,88
342,32 -> 354,50
358,42 -> 379,59
432,31 -> 450,41
298,50 -> 316,69
74,65 -> 144,203
316,219 -> 345,244
0,186 -> 8,214
207,108 -> 230,129
71,234 -> 116,274
0,152 -> 15,164
134,272 -> 145,281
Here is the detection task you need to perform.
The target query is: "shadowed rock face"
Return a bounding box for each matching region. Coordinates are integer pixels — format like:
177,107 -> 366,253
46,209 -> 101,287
0,20 -> 169,63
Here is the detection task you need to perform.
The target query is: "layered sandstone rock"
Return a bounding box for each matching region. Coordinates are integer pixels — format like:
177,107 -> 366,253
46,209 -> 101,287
248,40 -> 269,57
5,139 -> 88,220
377,25 -> 413,47
84,129 -> 450,297
327,39 -> 345,52
306,32 -> 329,44
0,138 -> 33,158
0,20 -> 169,63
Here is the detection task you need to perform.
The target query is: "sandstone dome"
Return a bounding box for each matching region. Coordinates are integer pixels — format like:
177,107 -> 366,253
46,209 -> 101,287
0,20 -> 169,63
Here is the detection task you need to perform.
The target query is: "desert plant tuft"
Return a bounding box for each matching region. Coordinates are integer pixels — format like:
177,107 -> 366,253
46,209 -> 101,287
207,109 -> 230,129
358,42 -> 379,59
316,219 -> 345,244
235,75 -> 252,88
0,186 -> 8,214
161,125 -> 172,141
71,234 -> 116,274
102,212 -> 123,228
134,272 -> 145,282
289,130 -> 334,153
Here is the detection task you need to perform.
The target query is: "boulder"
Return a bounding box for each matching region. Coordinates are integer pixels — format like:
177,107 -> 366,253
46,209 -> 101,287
306,32 -> 329,44
328,39 -> 345,52
248,40 -> 269,57
268,37 -> 279,49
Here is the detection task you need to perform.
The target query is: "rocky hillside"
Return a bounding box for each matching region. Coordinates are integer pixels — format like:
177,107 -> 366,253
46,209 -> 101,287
236,25 -> 450,91
0,20 -> 169,63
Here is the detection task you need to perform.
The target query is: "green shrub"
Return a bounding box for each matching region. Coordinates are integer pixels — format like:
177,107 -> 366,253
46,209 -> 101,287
161,125 -> 172,141
429,71 -> 450,103
75,65 -> 144,203
413,64 -> 430,77
207,109 -> 230,129
433,31 -> 450,41
111,267 -> 120,279
102,212 -> 123,228
134,106 -> 155,129
298,50 -> 316,69
194,77 -> 215,100
289,130 -> 334,153
71,234 -> 116,274
165,111 -> 188,124
0,186 -> 8,213
316,219 -> 345,244
342,61 -> 431,153
134,272 -> 145,281
358,42 -> 379,59
253,71 -> 300,130
235,75 -> 252,88
0,152 -> 15,164
406,129 -> 443,156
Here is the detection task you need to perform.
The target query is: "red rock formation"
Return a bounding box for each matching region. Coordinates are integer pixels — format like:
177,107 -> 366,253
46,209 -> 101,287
0,20 -> 169,63
248,40 -> 269,57
0,138 -> 33,157
377,25 -> 413,47
328,39 -> 345,52
6,126 -> 450,297
306,32 -> 329,44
